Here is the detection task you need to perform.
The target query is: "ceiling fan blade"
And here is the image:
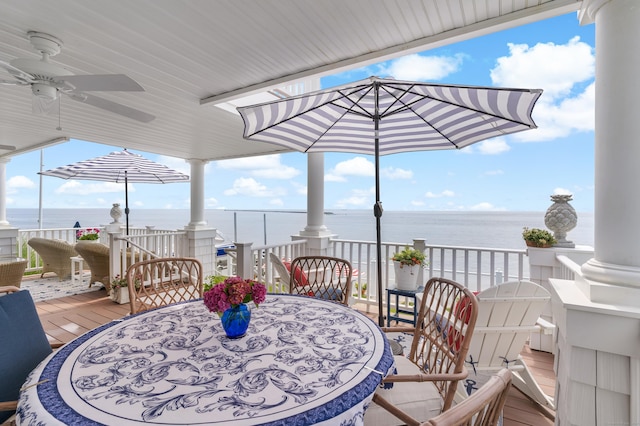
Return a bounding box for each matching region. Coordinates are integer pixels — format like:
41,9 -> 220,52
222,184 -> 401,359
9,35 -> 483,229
67,92 -> 155,123
0,58 -> 34,83
0,78 -> 27,86
57,74 -> 145,92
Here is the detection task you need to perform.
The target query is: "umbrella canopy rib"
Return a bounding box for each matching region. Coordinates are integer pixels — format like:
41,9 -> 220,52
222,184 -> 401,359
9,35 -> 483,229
240,77 -> 541,157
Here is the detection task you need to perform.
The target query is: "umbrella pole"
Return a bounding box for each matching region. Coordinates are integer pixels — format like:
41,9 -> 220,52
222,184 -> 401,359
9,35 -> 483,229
373,82 -> 385,327
125,172 -> 130,235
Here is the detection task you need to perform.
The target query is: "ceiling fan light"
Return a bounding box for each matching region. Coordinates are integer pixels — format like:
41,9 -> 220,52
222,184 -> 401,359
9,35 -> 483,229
32,82 -> 57,100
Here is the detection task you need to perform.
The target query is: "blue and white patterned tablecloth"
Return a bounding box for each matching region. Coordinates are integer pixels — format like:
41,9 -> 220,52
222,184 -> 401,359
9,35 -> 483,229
17,295 -> 394,425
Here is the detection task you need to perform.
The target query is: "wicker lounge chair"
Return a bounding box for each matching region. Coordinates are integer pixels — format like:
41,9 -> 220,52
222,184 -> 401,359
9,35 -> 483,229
74,241 -> 110,289
0,259 -> 28,288
27,238 -> 77,280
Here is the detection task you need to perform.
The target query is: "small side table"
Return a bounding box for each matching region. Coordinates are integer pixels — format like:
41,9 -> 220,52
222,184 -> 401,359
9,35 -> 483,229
386,287 -> 422,327
71,256 -> 84,286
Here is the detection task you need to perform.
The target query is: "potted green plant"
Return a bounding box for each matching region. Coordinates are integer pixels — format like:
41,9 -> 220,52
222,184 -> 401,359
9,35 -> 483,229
391,247 -> 426,266
109,274 -> 141,304
391,247 -> 427,290
522,227 -> 557,248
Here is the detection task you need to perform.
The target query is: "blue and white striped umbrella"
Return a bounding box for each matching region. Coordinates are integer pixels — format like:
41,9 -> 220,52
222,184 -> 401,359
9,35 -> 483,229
238,76 -> 542,326
40,149 -> 189,234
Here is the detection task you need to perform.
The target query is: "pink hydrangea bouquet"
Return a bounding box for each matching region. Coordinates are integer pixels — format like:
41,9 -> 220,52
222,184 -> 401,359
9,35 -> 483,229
203,276 -> 267,316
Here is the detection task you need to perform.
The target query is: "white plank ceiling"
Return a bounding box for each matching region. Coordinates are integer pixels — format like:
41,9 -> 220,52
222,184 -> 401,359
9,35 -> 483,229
0,0 -> 580,161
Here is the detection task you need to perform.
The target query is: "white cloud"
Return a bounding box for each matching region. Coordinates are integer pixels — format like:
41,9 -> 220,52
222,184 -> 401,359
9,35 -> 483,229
483,170 -> 504,176
477,139 -> 511,155
380,53 -> 465,81
382,167 -> 413,179
325,174 -> 347,182
470,202 -> 506,211
519,83 -> 595,141
7,176 -> 35,191
491,37 -> 594,98
223,177 -> 285,197
331,157 -> 375,177
252,166 -> 299,179
425,190 -> 455,198
411,200 -> 425,206
292,182 -> 307,195
218,154 -> 300,179
553,187 -> 573,195
334,187 -> 375,208
269,198 -> 284,206
206,197 -> 219,208
335,196 -> 369,208
490,37 -> 595,142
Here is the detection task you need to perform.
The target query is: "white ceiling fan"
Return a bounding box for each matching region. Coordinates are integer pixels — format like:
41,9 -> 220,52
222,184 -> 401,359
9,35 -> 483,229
0,31 -> 155,123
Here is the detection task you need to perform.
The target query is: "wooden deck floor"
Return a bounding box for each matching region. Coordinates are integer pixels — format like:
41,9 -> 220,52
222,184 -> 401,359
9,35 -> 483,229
35,289 -> 555,425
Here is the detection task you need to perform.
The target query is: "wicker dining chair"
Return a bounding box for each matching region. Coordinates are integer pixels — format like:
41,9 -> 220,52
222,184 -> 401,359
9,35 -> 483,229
424,369 -> 512,426
364,277 -> 479,426
288,256 -> 352,306
27,238 -> 77,280
127,257 -> 203,314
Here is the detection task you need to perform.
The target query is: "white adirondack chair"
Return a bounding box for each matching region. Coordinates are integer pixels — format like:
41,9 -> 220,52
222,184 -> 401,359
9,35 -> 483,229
459,280 -> 555,411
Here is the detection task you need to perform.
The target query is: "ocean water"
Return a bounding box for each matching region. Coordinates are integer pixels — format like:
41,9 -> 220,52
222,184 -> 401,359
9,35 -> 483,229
9,208 -> 594,250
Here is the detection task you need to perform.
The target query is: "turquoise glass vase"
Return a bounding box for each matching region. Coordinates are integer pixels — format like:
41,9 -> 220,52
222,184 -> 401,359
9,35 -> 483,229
220,304 -> 251,339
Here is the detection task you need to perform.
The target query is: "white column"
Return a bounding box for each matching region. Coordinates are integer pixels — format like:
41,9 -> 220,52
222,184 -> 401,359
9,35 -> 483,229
295,153 -> 335,255
299,153 -> 331,237
580,0 -> 640,304
186,158 -> 209,229
549,4 -> 640,425
0,158 -> 9,227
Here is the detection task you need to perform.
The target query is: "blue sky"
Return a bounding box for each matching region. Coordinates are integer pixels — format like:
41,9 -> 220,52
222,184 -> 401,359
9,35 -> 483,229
6,12 -> 595,213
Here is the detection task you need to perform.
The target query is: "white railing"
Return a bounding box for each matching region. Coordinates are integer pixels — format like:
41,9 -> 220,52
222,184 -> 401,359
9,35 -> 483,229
222,240 -> 308,292
112,230 -> 189,281
330,238 -> 528,311
555,254 -> 583,280
233,237 -> 528,316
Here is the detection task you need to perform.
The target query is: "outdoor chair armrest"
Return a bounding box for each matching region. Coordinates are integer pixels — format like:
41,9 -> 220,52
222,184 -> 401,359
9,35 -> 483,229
0,401 -> 17,412
381,325 -> 415,334
536,317 -> 556,335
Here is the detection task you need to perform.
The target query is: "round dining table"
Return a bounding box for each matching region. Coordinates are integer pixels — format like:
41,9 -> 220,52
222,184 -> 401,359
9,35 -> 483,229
17,294 -> 394,425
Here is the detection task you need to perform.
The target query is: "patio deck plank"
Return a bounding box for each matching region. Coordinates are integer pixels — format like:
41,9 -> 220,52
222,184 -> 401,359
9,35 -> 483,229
34,291 -> 555,425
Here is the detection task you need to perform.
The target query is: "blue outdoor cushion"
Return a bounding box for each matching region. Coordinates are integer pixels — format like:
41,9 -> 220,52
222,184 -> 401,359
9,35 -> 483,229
0,290 -> 52,423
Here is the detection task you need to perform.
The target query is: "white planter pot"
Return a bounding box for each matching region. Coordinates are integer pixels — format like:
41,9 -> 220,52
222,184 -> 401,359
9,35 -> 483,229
394,261 -> 420,290
110,287 -> 130,304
